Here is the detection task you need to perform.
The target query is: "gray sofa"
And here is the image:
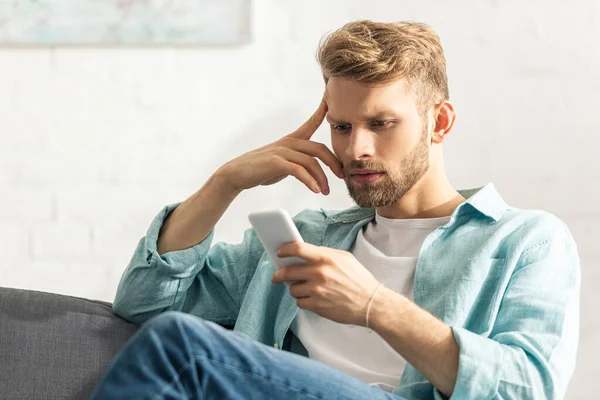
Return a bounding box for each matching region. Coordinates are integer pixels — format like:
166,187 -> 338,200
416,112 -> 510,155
0,286 -> 139,400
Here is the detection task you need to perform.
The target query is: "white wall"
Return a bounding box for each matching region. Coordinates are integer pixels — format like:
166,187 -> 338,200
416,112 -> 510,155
1,0 -> 598,398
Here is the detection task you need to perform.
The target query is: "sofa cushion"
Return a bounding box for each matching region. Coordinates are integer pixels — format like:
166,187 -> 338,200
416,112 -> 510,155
0,286 -> 139,400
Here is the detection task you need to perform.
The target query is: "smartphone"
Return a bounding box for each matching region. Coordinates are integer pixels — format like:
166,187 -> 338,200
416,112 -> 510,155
248,209 -> 307,286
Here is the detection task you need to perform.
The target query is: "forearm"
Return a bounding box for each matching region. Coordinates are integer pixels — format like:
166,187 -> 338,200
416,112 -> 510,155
114,202 -> 220,324
157,167 -> 242,254
369,287 -> 459,397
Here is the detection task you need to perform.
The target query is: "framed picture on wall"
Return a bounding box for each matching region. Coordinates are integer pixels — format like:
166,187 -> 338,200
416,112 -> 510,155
0,0 -> 251,45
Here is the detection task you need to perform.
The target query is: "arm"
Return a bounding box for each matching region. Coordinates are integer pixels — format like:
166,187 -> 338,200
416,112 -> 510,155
113,98 -> 342,326
272,241 -> 459,394
157,168 -> 241,255
370,222 -> 580,399
369,289 -> 459,396
113,169 -> 264,326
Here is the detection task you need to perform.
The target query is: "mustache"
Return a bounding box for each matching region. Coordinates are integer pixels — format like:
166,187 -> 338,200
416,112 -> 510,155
343,162 -> 387,174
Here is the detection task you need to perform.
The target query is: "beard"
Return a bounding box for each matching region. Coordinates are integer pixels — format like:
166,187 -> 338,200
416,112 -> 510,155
344,124 -> 430,208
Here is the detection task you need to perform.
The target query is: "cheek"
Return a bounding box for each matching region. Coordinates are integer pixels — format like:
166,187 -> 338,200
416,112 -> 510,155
376,133 -> 401,154
389,126 -> 422,148
374,131 -> 416,164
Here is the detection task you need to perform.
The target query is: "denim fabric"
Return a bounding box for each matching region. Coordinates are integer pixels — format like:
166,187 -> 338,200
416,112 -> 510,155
89,311 -> 406,400
112,183 -> 580,399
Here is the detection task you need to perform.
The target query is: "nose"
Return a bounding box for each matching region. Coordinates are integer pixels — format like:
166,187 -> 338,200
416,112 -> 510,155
344,128 -> 376,160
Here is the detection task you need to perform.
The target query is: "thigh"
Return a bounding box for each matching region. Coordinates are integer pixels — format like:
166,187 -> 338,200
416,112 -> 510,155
159,312 -> 404,400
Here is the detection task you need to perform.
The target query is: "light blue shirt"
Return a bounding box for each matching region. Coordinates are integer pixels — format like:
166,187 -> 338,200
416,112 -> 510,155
113,183 -> 580,399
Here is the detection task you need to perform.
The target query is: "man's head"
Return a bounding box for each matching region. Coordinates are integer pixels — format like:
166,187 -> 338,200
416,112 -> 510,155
317,21 -> 455,209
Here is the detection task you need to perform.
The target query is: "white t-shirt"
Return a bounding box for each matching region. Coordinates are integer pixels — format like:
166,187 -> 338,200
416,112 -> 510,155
290,212 -> 451,392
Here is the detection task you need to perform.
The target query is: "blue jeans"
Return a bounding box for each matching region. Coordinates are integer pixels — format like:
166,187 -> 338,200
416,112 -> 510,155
89,311 -> 406,400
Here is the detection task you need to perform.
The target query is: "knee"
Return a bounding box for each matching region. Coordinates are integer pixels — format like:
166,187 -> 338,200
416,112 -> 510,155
140,311 -> 229,355
142,311 -> 213,336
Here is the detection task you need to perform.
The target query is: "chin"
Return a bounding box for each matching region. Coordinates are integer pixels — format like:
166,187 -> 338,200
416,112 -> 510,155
346,186 -> 402,208
354,197 -> 400,209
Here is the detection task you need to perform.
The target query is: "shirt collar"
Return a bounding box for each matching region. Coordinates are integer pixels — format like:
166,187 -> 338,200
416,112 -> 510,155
456,182 -> 509,222
326,182 -> 509,224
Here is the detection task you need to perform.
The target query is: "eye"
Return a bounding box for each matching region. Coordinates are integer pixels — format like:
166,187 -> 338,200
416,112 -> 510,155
332,124 -> 351,132
372,120 -> 390,128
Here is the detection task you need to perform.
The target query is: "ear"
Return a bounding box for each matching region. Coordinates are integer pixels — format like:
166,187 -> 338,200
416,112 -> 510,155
431,101 -> 456,144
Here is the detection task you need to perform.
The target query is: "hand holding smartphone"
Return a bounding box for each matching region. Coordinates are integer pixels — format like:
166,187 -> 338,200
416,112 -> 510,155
248,209 -> 306,286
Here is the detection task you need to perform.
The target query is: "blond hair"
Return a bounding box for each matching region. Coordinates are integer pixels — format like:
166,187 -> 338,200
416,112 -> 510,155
317,20 -> 449,113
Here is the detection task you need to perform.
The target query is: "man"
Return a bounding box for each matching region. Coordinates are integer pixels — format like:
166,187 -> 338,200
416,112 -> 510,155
90,20 -> 580,400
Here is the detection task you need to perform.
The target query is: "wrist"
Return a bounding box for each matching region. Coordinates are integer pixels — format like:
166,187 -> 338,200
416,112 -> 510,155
213,166 -> 243,198
365,283 -> 385,328
368,286 -> 410,333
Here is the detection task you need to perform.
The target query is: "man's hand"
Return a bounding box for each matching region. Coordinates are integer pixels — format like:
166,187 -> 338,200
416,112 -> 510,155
272,242 -> 381,326
158,96 -> 342,255
273,241 -> 459,396
218,97 -> 344,195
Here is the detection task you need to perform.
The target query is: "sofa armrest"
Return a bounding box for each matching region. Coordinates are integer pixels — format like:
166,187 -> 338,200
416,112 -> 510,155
0,286 -> 139,400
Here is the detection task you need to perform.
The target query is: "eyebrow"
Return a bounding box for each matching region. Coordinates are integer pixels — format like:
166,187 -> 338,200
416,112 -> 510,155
326,111 -> 399,125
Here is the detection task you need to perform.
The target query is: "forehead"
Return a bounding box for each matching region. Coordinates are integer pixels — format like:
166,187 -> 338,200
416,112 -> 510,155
324,77 -> 417,120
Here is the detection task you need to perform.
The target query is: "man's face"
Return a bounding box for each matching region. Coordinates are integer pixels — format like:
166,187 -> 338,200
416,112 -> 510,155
325,77 -> 431,208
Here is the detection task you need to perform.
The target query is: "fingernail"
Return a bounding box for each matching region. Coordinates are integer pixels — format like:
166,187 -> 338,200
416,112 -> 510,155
323,185 -> 330,195
312,183 -> 321,193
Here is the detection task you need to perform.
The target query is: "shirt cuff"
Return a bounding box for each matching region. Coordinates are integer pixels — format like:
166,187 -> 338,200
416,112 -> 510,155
450,326 -> 503,399
144,203 -> 215,277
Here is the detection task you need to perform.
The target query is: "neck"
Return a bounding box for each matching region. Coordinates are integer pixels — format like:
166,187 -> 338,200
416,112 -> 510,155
376,161 -> 465,220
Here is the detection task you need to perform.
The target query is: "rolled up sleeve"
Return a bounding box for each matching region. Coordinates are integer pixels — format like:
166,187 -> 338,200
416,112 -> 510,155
450,223 -> 580,399
113,203 -> 263,326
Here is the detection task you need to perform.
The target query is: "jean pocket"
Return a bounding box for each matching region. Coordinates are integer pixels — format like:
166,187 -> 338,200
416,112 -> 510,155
444,257 -> 507,335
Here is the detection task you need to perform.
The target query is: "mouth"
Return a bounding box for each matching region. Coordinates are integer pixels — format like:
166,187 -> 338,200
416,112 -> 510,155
350,172 -> 385,184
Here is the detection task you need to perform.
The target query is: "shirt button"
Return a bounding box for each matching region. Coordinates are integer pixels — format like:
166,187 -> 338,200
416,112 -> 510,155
274,343 -> 279,348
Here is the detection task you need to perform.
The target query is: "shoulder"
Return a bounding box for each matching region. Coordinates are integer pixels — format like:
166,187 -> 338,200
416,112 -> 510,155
292,205 -> 375,225
500,208 -> 573,244
498,208 -> 578,266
